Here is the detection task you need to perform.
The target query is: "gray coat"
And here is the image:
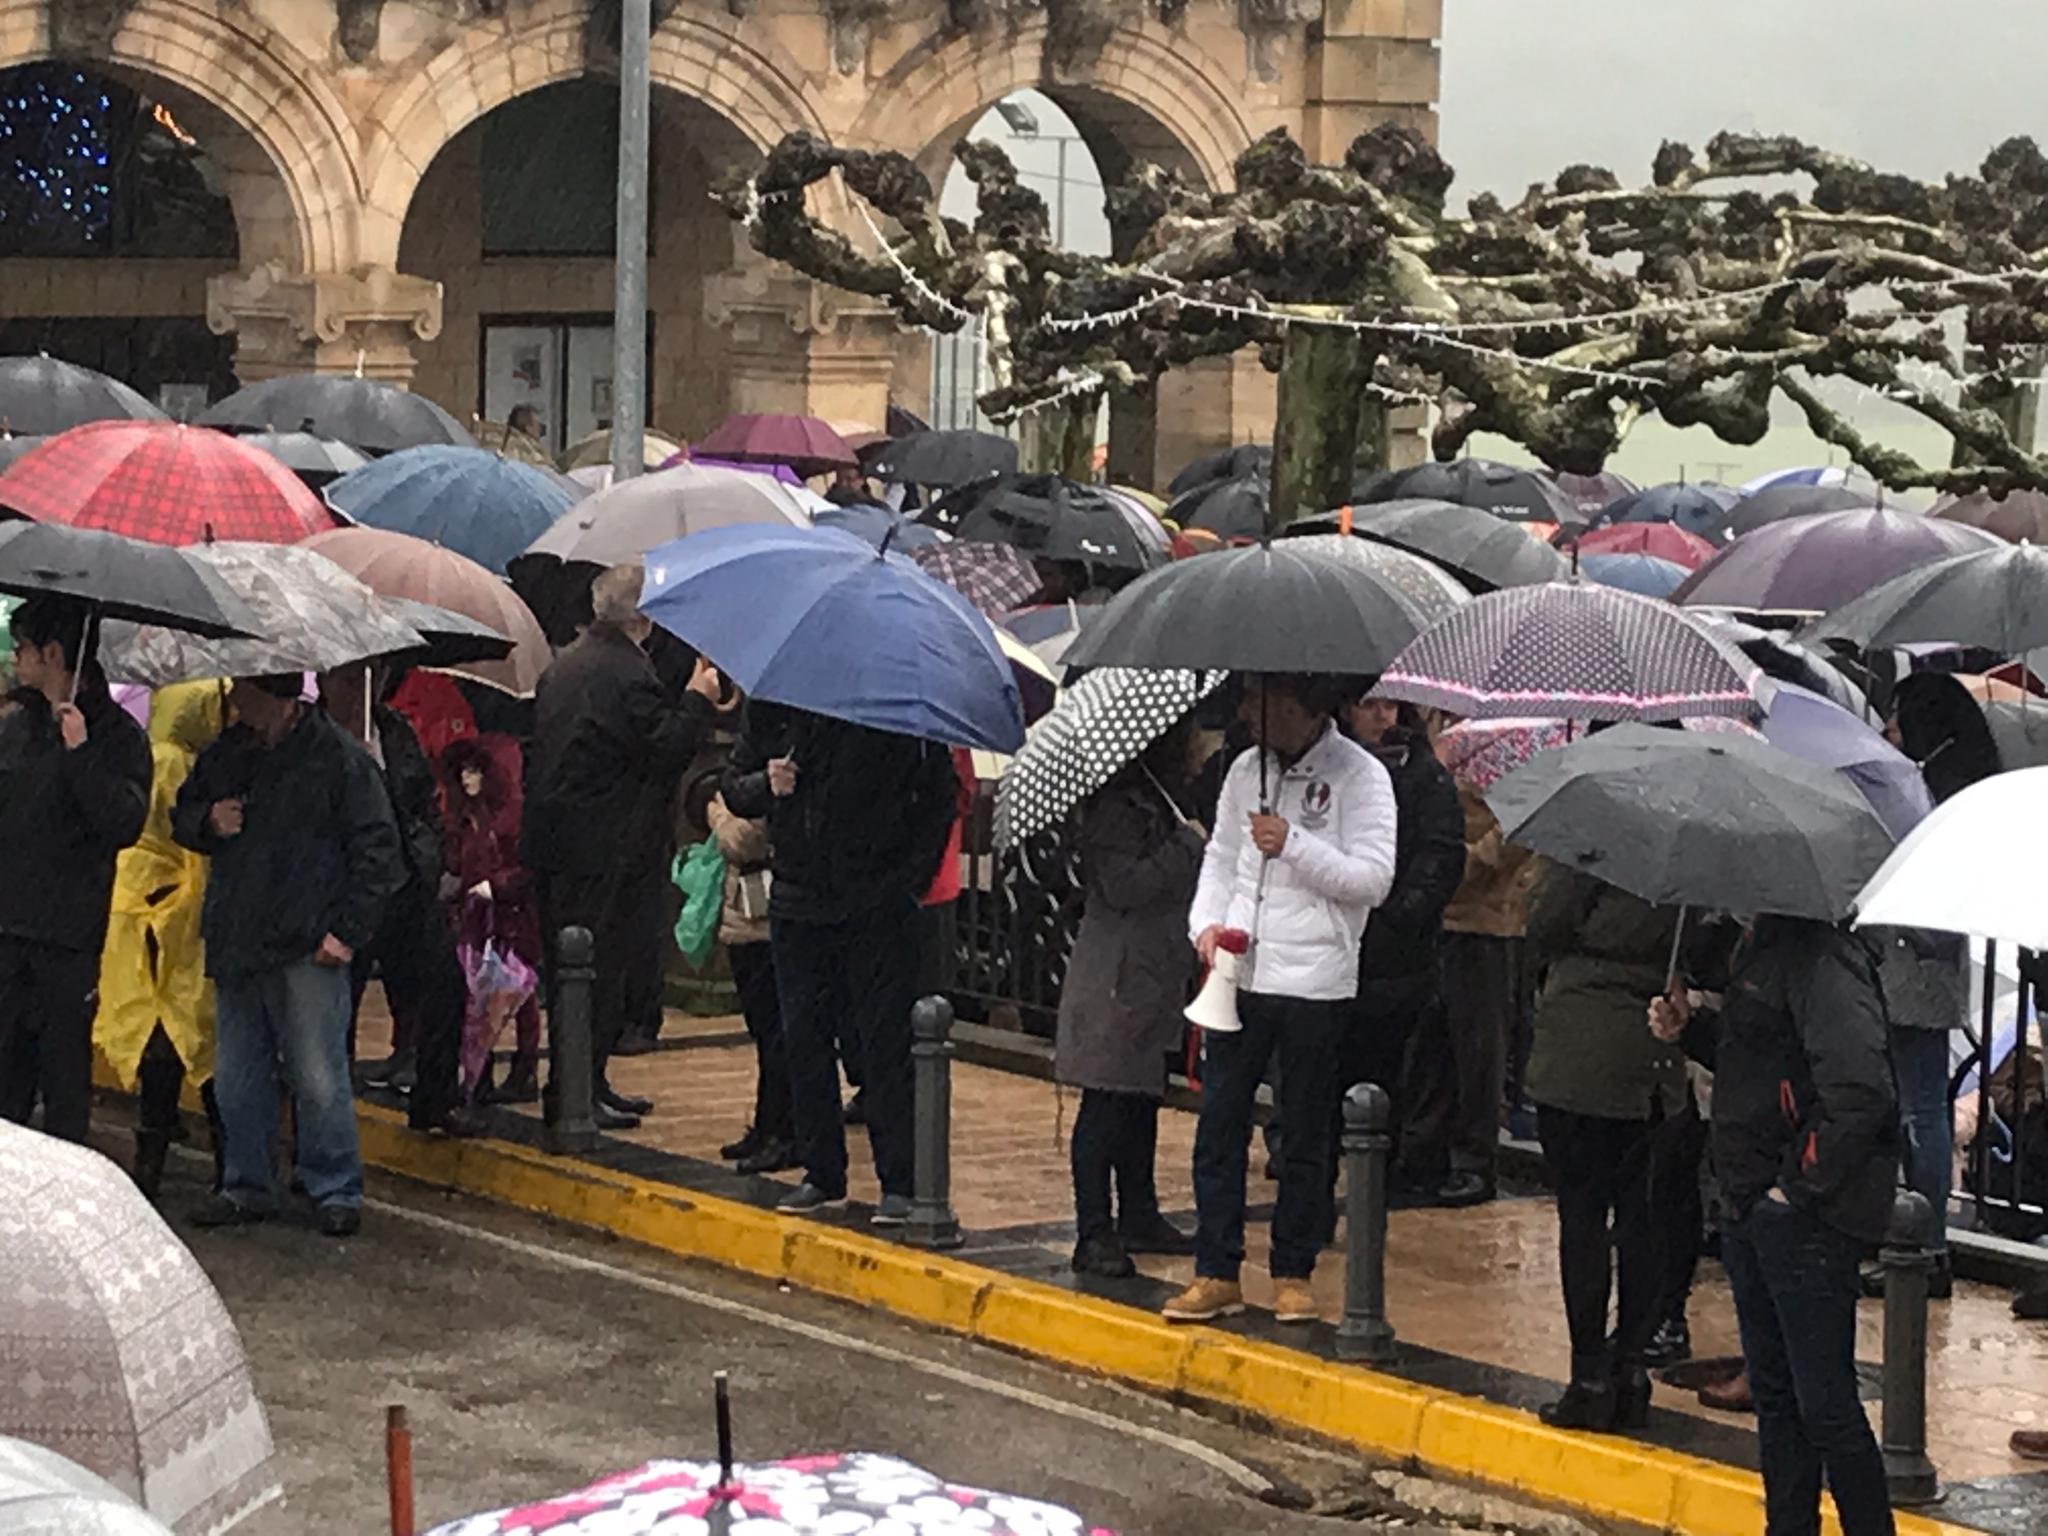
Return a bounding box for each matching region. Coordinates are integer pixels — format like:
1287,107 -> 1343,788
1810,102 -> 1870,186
1054,780 -> 1204,1097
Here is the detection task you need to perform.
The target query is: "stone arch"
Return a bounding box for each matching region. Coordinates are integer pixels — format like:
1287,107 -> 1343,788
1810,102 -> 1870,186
0,0 -> 363,270
360,0 -> 828,270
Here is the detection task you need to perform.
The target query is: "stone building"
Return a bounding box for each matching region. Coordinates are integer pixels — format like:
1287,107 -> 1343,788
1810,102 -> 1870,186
0,0 -> 1439,484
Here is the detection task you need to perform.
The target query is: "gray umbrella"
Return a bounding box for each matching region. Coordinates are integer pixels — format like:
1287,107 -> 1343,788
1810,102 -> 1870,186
1297,499 -> 1569,591
1485,723 -> 1895,920
1803,543 -> 2048,657
0,523 -> 254,638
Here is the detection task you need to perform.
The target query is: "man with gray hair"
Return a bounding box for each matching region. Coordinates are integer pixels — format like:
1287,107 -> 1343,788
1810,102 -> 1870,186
523,562 -> 722,1126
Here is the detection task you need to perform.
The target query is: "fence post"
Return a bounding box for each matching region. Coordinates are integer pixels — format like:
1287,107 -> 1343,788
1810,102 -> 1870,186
1882,1189 -> 1942,1507
906,996 -> 963,1250
546,926 -> 598,1155
1335,1082 -> 1397,1364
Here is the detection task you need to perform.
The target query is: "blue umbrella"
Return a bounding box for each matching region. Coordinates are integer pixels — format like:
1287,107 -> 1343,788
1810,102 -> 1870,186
1579,551 -> 1689,598
1761,681 -> 1932,839
1596,483 -> 1736,541
812,500 -> 944,550
640,523 -> 1025,752
326,446 -> 578,575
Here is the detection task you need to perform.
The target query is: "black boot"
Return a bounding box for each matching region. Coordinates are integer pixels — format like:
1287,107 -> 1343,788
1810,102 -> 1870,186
1540,1358 -> 1618,1432
1612,1359 -> 1652,1431
1071,1235 -> 1137,1279
133,1131 -> 172,1202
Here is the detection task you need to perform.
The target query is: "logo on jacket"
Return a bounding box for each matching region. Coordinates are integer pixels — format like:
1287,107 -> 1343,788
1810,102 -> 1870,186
1300,779 -> 1332,828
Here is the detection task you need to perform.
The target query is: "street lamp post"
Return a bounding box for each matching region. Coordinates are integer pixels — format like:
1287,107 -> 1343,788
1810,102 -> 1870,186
610,0 -> 650,484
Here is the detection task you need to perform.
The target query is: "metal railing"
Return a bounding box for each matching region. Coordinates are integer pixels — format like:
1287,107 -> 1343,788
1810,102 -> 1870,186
940,786 -> 1082,1041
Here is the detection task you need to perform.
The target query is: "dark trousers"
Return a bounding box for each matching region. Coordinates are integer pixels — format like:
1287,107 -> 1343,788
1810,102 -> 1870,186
1405,932 -> 1519,1177
1648,1099 -> 1709,1325
1323,993 -> 1424,1228
729,941 -> 792,1142
1723,1200 -> 1895,1536
1071,1089 -> 1162,1243
0,936 -> 99,1143
350,882 -> 463,1129
772,899 -> 921,1199
1538,1103 -> 1659,1372
1194,992 -> 1349,1281
138,1024 -> 225,1186
538,865 -> 663,1107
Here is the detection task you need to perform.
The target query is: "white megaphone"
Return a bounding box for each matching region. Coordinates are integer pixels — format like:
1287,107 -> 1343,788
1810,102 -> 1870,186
1186,929 -> 1251,1033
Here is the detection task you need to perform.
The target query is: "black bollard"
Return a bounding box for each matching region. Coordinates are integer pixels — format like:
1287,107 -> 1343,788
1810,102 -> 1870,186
546,926 -> 598,1155
1881,1189 -> 1942,1506
905,996 -> 963,1250
1336,1082 -> 1397,1363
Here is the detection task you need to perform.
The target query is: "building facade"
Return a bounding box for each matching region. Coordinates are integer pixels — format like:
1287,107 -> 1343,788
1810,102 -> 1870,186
0,0 -> 1439,484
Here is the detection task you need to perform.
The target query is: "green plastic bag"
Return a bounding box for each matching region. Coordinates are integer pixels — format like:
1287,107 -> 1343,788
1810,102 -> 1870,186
672,839 -> 726,970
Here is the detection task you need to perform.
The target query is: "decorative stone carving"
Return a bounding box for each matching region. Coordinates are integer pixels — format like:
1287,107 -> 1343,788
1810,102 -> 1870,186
336,0 -> 386,63
704,261 -> 903,423
206,261 -> 444,384
49,0 -> 140,56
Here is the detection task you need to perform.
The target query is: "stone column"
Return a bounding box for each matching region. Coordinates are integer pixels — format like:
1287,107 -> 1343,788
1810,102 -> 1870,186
206,261 -> 445,386
1110,353 -> 1279,493
704,259 -> 904,431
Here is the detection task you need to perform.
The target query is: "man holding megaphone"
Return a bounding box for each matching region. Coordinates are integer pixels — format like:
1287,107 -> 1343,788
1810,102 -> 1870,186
1164,674 -> 1399,1327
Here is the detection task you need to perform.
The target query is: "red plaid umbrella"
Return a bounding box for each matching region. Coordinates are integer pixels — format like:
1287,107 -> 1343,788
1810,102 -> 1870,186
0,421 -> 333,545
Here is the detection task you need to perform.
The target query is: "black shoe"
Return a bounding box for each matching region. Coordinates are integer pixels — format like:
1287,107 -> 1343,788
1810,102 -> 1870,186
2015,1286 -> 2048,1321
488,1065 -> 540,1105
359,1051 -> 412,1088
1118,1214 -> 1196,1256
842,1092 -> 867,1127
592,1101 -> 642,1131
736,1137 -> 797,1175
1072,1235 -> 1137,1279
133,1132 -> 171,1203
1540,1378 -> 1618,1432
189,1193 -> 273,1228
1643,1316 -> 1692,1369
601,1087 -> 654,1117
611,1029 -> 661,1057
1433,1171 -> 1495,1209
414,1107 -> 487,1139
1612,1363 -> 1652,1430
319,1204 -> 362,1238
777,1182 -> 848,1214
722,1125 -> 765,1162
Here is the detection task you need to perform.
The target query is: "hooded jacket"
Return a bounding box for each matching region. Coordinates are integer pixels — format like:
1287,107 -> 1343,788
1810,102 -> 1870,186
1188,722 -> 1398,1002
1357,728 -> 1465,1010
438,733 -> 540,965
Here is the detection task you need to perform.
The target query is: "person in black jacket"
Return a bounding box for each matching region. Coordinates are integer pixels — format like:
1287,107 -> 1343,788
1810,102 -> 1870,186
522,564 -> 719,1128
0,595 -> 150,1143
174,673 -> 404,1237
1650,917 -> 1896,1536
724,701 -> 958,1222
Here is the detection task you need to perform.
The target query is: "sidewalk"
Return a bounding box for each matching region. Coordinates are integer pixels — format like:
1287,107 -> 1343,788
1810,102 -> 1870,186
353,1004 -> 2048,1536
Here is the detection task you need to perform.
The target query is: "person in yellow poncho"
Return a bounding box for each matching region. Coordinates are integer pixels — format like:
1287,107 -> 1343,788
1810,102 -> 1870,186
96,681 -> 225,1200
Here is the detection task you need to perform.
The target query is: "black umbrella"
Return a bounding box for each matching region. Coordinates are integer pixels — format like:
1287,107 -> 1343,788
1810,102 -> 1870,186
381,596 -> 516,670
237,430 -> 368,490
1167,472 -> 1269,541
1298,499 -> 1568,591
0,356 -> 165,436
1355,457 -> 1584,527
1063,538 -> 1443,674
870,429 -> 1018,489
1168,443 -> 1271,496
1724,483 -> 1870,539
0,522 -> 253,637
1485,723 -> 1895,920
1803,544 -> 2048,658
885,403 -> 929,437
200,375 -> 476,457
924,474 -> 1154,572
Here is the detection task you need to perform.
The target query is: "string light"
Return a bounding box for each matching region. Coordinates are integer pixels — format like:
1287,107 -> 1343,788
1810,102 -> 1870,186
852,201 -> 976,327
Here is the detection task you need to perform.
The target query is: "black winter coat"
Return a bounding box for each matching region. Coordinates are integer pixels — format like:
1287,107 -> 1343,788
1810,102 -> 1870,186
1358,730 -> 1465,1012
521,626 -> 713,877
723,703 -> 957,925
1689,917 -> 1899,1244
173,707 -> 405,981
372,703 -> 443,894
0,682 -> 150,953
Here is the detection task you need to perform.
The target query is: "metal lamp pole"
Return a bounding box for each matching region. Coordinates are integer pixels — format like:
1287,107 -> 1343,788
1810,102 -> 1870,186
609,0 -> 650,484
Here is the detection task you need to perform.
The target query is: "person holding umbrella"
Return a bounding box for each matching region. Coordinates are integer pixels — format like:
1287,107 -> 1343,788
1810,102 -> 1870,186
1163,674 -> 1399,1325
0,595 -> 151,1143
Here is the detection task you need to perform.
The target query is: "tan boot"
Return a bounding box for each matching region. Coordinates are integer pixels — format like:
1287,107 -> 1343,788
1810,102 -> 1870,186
1162,1277 -> 1245,1323
1272,1277 -> 1318,1324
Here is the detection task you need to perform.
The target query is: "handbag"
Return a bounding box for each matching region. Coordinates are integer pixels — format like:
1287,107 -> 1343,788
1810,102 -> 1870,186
731,865 -> 773,922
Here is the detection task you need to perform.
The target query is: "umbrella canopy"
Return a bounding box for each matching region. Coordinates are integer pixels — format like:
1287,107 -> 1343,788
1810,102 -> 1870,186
0,1435 -> 177,1535
999,600 -> 1102,669
379,596 -> 514,669
301,526 -> 551,696
1489,723 -> 1895,920
1169,443 -> 1271,495
1742,465 -> 1877,495
1854,766 -> 2048,947
641,523 -> 1024,752
1803,543 -> 2048,658
1574,516 -> 1718,568
1591,482 -> 1737,541
1436,716 -> 1573,791
1167,473 -> 1269,541
1100,486 -> 1173,558
0,523 -> 254,638
325,445 -> 578,576
810,500 -> 943,551
1723,483 -> 1872,539
0,422 -> 333,545
694,413 -> 855,476
994,665 -> 1223,848
1551,469 -> 1638,518
471,418 -> 555,467
1063,537 -> 1444,674
1933,488 -> 2048,544
560,429 -> 681,472
1675,506 -> 2001,614
1356,457 -> 1584,526
0,433 -> 45,472
1983,699 -> 2048,770
924,474 -> 1156,573
683,454 -> 806,486
908,539 -> 1042,617
236,430 -> 366,490
1578,551 -> 1690,598
1277,531 -> 1471,626
1760,681 -> 1932,839
517,462 -> 811,571
0,357 -> 164,436
1299,499 -> 1569,591
1378,580 -> 1758,722
199,375 -> 473,456
0,1121 -> 278,1535
1695,611 -> 1871,719
870,429 -> 1018,488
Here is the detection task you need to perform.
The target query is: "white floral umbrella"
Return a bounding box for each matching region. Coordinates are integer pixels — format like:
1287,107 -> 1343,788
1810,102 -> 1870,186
0,1435 -> 175,1535
0,1123 -> 278,1535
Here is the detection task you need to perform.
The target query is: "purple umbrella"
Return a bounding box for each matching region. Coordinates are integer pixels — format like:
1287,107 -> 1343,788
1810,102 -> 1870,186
1674,507 -> 2003,614
694,413 -> 856,476
1760,682 -> 1932,839
670,452 -> 804,486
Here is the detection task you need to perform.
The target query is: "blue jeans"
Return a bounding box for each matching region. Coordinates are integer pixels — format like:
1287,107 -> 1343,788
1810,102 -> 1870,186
1722,1200 -> 1894,1536
214,960 -> 361,1211
1890,1028 -> 1951,1255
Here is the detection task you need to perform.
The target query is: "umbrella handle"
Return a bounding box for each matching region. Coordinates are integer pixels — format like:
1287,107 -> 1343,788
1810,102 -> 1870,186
386,1404 -> 414,1536
1664,905 -> 1689,996
714,1370 -> 734,1492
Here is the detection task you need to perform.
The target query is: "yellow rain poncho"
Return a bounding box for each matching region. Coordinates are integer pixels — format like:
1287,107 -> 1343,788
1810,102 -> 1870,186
95,682 -> 223,1089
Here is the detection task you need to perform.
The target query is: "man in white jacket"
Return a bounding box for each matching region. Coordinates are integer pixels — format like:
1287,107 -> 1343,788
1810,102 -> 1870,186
1164,675 -> 1398,1325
